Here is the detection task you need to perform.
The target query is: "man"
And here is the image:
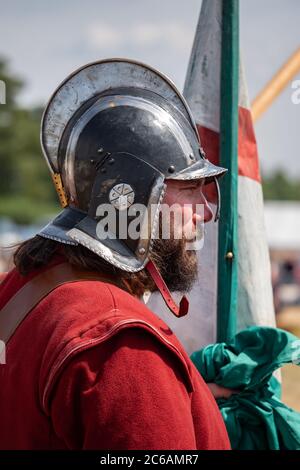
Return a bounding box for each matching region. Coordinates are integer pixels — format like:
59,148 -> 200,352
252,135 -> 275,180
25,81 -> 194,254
0,59 -> 230,450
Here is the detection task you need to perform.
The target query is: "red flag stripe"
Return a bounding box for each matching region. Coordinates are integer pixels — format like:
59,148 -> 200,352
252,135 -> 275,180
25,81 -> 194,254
197,106 -> 261,184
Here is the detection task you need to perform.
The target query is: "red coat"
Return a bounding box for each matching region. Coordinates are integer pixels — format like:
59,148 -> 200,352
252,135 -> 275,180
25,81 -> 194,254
0,260 -> 230,450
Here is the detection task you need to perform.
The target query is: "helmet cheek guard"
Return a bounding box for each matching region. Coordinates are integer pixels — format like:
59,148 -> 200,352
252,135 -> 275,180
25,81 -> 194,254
67,152 -> 166,272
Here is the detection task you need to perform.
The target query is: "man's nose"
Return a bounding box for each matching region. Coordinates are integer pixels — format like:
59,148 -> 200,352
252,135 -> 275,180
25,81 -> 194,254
193,192 -> 213,224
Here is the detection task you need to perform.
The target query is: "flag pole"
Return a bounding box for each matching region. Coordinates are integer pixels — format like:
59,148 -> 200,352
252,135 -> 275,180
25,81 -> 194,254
217,0 -> 239,343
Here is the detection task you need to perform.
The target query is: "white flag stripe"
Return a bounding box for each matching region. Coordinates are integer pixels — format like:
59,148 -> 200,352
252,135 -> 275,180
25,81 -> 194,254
183,0 -> 222,132
238,176 -> 276,330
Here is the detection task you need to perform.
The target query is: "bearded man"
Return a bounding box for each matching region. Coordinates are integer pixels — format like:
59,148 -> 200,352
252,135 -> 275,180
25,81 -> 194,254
0,59 -> 230,450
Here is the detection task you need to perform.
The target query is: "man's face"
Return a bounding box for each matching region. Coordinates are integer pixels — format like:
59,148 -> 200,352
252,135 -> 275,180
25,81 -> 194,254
150,179 -> 213,293
162,179 -> 213,241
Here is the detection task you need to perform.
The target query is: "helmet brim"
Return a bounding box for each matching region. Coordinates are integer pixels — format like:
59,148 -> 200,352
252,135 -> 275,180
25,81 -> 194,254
170,158 -> 227,183
38,206 -> 85,245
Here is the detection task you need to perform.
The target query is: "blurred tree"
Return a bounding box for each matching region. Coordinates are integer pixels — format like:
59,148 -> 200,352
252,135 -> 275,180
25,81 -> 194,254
0,58 -> 22,194
0,58 -> 58,224
262,170 -> 300,201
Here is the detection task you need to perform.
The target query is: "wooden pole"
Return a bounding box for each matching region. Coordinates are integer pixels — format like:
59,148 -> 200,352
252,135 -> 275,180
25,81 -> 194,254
252,47 -> 300,122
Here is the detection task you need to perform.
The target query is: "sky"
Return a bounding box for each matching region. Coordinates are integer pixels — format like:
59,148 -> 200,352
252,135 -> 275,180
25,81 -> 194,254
0,0 -> 299,177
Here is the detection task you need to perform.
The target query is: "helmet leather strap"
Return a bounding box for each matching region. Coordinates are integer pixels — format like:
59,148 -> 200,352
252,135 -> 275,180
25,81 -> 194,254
146,260 -> 189,318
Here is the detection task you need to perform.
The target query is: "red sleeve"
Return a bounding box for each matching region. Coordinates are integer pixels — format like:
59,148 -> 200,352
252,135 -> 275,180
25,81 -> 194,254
50,328 -> 198,450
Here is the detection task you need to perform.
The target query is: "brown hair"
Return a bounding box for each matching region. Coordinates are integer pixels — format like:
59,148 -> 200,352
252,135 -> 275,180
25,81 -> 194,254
14,235 -> 155,297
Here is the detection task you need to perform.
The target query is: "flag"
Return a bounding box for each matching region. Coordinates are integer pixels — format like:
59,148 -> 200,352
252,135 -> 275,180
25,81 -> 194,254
148,0 -> 276,353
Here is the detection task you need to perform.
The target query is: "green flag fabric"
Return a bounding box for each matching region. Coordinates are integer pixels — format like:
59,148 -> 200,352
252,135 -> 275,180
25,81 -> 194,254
191,326 -> 300,449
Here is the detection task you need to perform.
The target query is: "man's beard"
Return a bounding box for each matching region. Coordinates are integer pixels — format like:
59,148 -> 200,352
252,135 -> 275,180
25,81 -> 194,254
150,236 -> 198,293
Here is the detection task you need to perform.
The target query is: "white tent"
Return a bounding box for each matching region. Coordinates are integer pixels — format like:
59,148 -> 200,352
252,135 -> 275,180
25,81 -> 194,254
264,201 -> 300,251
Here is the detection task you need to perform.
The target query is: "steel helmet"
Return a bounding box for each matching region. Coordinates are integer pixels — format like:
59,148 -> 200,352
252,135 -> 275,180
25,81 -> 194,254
39,58 -> 227,314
